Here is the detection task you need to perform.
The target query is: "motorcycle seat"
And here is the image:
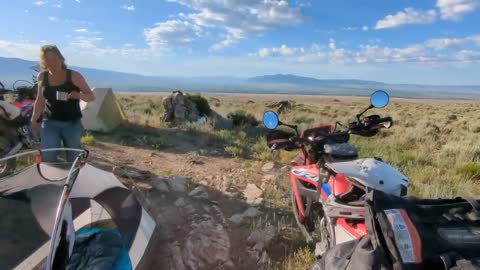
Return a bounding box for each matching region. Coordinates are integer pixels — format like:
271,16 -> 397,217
324,143 -> 358,159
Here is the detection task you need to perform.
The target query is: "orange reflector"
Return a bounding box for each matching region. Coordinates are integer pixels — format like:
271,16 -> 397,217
35,155 -> 42,164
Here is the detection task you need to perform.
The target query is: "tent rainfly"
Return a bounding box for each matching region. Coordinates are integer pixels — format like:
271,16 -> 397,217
80,88 -> 126,132
0,151 -> 157,270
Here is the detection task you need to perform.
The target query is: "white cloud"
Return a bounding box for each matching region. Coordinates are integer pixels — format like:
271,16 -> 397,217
48,17 -> 59,22
33,0 -> 48,6
455,50 -> 480,62
52,0 -> 62,8
121,4 -> 135,11
74,0 -> 80,3
251,35 -> 480,65
70,36 -> 103,49
210,35 -> 238,50
375,8 -> 437,29
144,20 -> 204,49
0,40 -> 43,60
296,1 -> 312,8
74,28 -> 88,33
362,25 -> 369,31
468,35 -> 480,44
328,38 -> 336,50
166,0 -> 303,49
342,26 -> 357,31
255,44 -> 305,57
436,0 -> 480,20
426,38 -> 465,49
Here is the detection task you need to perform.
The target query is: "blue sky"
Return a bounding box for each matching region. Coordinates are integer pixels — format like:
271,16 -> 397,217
1,0 -> 479,84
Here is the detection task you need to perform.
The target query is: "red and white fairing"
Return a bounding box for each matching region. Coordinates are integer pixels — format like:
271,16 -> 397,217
326,158 -> 409,196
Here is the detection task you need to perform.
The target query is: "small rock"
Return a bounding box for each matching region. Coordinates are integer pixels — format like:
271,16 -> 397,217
199,180 -> 209,186
135,182 -> 152,190
152,179 -> 169,192
206,175 -> 214,181
262,162 -> 276,173
247,225 -> 277,247
229,207 -> 262,224
223,191 -> 239,198
447,112 -> 457,120
192,160 -> 204,165
253,198 -> 263,205
243,207 -> 262,217
243,184 -> 263,205
175,197 -> 187,207
262,174 -> 275,182
280,166 -> 289,172
149,152 -> 161,158
228,214 -> 244,224
188,186 -> 209,199
167,176 -> 187,192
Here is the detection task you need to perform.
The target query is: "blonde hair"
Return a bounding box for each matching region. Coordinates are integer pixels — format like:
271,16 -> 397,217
40,45 -> 67,70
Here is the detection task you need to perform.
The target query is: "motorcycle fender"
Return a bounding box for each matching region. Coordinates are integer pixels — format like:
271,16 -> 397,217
291,166 -> 322,223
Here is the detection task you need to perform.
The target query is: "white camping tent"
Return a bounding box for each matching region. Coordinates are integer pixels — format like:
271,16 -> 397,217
0,150 -> 156,269
80,88 -> 126,132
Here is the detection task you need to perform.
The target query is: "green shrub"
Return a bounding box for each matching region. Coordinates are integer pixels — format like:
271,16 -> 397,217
185,93 -> 211,116
458,163 -> 480,180
227,110 -> 258,127
81,133 -> 96,146
224,145 -> 243,157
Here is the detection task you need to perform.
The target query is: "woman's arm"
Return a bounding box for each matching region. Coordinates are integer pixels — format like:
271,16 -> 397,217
71,71 -> 95,102
31,73 -> 46,123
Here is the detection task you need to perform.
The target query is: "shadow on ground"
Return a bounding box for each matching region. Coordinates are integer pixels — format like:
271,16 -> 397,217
88,157 -> 307,270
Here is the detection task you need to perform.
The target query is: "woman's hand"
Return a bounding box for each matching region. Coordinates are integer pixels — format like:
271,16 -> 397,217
67,91 -> 81,100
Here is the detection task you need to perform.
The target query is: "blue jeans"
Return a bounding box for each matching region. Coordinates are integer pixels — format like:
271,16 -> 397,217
40,119 -> 84,162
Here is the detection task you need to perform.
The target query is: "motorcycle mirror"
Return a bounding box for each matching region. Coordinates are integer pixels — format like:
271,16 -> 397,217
370,90 -> 390,108
263,111 -> 280,129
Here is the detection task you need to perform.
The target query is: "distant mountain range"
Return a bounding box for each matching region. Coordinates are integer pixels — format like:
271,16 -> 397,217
1,56 -> 479,99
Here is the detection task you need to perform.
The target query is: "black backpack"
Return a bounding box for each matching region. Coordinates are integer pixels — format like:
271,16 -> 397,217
312,190 -> 480,270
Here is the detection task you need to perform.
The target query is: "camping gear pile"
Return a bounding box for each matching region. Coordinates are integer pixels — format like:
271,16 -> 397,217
311,190 -> 480,270
0,149 -> 156,270
162,90 -> 200,124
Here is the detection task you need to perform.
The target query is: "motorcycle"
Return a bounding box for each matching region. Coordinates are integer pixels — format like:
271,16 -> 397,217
0,79 -> 39,177
262,90 -> 409,257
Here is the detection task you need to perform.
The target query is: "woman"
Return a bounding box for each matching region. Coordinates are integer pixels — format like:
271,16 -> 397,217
31,45 -> 95,162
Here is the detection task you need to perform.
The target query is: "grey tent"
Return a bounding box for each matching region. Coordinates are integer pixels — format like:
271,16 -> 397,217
80,88 -> 126,132
0,149 -> 156,270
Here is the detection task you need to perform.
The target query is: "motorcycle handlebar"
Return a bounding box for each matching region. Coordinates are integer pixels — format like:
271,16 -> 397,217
370,116 -> 392,125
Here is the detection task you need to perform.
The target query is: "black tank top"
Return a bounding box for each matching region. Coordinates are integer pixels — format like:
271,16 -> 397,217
43,69 -> 82,121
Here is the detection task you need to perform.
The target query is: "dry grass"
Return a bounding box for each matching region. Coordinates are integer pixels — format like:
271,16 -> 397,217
117,93 -> 480,269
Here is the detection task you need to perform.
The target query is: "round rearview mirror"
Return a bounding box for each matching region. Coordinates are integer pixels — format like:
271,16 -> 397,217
263,111 -> 279,129
370,90 -> 390,108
